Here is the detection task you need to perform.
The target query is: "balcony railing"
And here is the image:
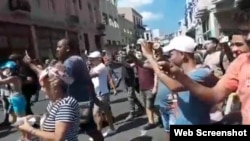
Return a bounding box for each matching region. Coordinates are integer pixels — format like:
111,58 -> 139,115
8,0 -> 31,13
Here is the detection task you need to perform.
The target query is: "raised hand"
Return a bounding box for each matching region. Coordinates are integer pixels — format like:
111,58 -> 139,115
137,39 -> 154,57
23,50 -> 32,64
158,60 -> 183,79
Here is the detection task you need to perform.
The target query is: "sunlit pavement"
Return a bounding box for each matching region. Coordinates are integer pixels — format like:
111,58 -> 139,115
0,92 -> 165,141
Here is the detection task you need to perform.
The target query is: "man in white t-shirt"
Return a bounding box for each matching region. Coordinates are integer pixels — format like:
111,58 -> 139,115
88,51 -> 116,138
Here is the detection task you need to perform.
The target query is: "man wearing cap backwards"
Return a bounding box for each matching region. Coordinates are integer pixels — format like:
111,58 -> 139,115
140,36 -> 218,140
23,38 -> 104,141
88,51 -> 116,138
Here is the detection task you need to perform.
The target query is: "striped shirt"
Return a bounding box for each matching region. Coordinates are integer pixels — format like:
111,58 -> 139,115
42,96 -> 80,141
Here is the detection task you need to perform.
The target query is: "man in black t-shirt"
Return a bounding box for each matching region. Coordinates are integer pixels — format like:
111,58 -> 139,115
9,54 -> 39,115
123,53 -> 144,121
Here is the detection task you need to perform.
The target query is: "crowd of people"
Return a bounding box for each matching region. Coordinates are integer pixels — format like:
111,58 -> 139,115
0,35 -> 243,141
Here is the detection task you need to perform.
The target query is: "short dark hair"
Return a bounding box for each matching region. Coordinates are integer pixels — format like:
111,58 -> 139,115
230,28 -> 249,36
60,38 -> 77,51
230,29 -> 250,45
208,37 -> 219,45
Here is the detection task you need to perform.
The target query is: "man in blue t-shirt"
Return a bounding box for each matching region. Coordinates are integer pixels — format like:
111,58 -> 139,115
141,36 -> 218,140
175,67 -> 215,125
56,39 -> 104,141
154,79 -> 176,132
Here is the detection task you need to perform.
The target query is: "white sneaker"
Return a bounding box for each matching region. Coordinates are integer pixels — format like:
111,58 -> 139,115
210,111 -> 223,122
103,129 -> 116,137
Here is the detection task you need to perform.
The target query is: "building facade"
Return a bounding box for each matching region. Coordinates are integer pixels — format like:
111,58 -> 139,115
180,0 -> 239,43
209,0 -> 238,37
118,7 -> 145,43
176,19 -> 188,36
144,27 -> 153,41
0,0 -> 102,60
143,28 -> 163,41
152,29 -> 162,39
194,0 -> 238,42
99,0 -> 122,52
183,0 -> 199,40
118,14 -> 134,46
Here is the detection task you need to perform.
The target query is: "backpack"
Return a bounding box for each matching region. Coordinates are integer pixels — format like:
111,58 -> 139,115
106,64 -> 124,89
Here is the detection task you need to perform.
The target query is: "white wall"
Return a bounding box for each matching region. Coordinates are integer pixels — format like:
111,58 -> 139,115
152,29 -> 161,39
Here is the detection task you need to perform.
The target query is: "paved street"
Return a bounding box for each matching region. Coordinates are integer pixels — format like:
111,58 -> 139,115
0,92 -> 165,141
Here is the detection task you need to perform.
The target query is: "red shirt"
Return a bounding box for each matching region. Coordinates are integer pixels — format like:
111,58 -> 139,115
219,53 -> 250,124
137,65 -> 154,91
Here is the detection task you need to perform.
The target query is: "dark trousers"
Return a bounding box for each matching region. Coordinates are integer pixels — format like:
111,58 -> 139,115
24,93 -> 33,115
127,86 -> 144,113
1,95 -> 10,123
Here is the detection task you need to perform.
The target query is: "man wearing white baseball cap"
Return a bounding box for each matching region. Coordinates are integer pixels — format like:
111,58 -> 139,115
140,36 -> 218,128
163,35 -> 197,54
88,51 -> 116,138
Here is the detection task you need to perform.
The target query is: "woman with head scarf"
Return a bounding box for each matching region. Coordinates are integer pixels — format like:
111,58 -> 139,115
18,61 -> 80,141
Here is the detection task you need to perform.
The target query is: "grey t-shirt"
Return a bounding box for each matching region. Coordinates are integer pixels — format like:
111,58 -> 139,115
107,62 -> 127,91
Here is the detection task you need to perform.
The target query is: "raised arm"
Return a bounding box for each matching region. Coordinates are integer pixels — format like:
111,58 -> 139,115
169,53 -> 245,103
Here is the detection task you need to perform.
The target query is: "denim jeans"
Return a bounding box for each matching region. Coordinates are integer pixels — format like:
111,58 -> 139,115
159,106 -> 176,132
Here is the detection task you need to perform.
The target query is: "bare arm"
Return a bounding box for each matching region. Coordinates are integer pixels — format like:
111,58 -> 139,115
31,121 -> 71,141
0,77 -> 16,85
28,63 -> 43,77
31,102 -> 78,141
153,74 -> 158,89
147,55 -> 232,103
37,65 -> 44,69
175,72 -> 232,103
152,74 -> 158,94
172,53 -> 244,103
89,71 -> 98,78
108,72 -> 116,91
